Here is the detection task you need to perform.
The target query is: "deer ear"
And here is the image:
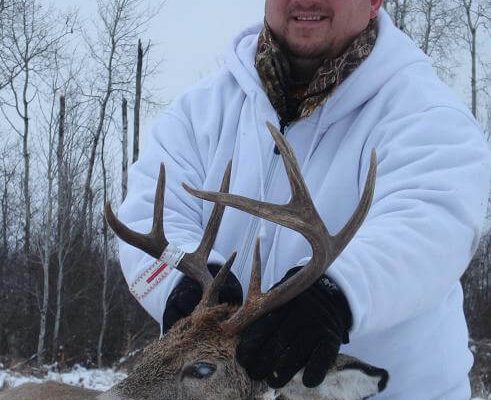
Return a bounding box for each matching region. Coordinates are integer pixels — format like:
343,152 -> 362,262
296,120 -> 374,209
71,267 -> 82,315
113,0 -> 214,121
317,361 -> 388,400
278,356 -> 388,400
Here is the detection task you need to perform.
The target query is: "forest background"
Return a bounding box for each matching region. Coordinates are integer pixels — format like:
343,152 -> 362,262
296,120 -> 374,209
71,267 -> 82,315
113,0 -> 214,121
0,0 -> 490,396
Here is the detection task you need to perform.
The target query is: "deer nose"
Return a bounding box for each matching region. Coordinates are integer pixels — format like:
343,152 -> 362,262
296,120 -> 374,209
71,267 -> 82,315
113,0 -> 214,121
365,365 -> 389,391
377,368 -> 389,391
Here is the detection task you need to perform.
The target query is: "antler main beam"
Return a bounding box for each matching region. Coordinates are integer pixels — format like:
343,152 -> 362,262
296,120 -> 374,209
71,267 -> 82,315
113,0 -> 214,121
184,122 -> 377,334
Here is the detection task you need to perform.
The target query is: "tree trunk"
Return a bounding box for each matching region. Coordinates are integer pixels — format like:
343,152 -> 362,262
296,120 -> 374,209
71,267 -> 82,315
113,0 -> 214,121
22,66 -> 31,261
53,95 -> 66,361
37,255 -> 49,365
1,171 -> 9,257
122,97 -> 128,200
80,37 -> 116,242
132,39 -> 143,163
80,90 -> 111,242
97,249 -> 109,368
421,1 -> 433,55
462,0 -> 478,118
470,27 -> 477,117
37,104 -> 56,366
97,130 -> 110,368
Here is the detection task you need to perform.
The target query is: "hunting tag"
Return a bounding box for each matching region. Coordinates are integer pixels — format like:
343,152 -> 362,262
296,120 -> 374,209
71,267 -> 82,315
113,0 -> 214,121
130,243 -> 185,301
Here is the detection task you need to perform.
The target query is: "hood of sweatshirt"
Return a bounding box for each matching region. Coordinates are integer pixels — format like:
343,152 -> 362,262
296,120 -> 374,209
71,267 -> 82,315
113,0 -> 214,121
224,9 -> 430,130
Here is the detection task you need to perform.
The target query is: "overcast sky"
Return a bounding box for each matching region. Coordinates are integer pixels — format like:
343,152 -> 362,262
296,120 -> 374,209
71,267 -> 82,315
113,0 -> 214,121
45,0 -> 489,133
49,0 -> 265,102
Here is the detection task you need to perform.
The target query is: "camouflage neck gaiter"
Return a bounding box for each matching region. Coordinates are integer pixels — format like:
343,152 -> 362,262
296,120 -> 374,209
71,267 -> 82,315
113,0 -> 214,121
256,18 -> 378,123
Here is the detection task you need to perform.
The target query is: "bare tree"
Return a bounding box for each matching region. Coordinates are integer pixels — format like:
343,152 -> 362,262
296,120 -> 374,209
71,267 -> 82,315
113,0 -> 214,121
384,0 -> 412,32
132,39 -> 143,163
80,0 -> 161,242
121,97 -> 128,200
0,141 -> 18,340
0,1 -> 23,91
34,86 -> 60,365
463,230 -> 491,338
411,0 -> 461,77
97,119 -> 112,368
385,0 -> 462,79
0,142 -> 17,258
33,39 -> 82,364
0,0 -> 73,261
454,0 -> 491,118
49,58 -> 94,362
52,94 -> 66,361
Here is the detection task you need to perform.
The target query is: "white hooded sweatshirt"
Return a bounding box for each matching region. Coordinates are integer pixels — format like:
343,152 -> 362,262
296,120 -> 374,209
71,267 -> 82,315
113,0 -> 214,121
118,10 -> 491,400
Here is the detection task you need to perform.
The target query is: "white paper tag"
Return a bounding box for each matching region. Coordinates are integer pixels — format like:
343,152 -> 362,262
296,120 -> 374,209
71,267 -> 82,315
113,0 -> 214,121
130,243 -> 185,301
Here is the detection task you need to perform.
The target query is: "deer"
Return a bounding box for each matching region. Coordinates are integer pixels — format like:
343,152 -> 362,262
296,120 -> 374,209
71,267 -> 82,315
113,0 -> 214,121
0,122 -> 386,400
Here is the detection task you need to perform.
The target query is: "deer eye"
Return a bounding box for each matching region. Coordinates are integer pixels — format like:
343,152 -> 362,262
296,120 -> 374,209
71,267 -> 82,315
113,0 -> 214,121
182,362 -> 217,380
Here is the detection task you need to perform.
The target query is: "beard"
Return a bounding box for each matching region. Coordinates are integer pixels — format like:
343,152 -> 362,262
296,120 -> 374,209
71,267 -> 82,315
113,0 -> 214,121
275,29 -> 334,60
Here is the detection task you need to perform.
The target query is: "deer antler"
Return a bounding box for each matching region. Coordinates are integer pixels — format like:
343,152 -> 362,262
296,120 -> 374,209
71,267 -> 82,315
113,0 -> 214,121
184,122 -> 377,334
105,161 -> 236,308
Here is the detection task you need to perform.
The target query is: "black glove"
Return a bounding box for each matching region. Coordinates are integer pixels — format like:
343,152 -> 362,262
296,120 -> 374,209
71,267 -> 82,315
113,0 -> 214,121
162,263 -> 243,333
236,266 -> 351,389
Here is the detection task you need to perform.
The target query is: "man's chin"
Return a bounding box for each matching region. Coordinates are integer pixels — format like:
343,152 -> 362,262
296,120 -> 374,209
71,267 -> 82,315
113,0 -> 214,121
285,42 -> 333,60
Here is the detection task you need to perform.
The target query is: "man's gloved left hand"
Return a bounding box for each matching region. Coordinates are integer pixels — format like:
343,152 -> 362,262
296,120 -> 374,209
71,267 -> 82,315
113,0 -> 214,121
162,263 -> 243,333
236,266 -> 352,389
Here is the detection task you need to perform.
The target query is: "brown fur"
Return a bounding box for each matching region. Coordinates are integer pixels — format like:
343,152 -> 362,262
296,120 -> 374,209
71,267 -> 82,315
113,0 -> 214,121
108,304 -> 266,400
0,304 -> 387,400
0,382 -> 100,400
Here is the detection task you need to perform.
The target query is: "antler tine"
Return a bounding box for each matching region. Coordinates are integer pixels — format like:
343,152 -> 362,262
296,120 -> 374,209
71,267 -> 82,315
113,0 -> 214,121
336,150 -> 377,249
192,161 -> 232,266
198,251 -> 237,309
150,163 -> 166,238
105,163 -> 168,259
221,239 -> 263,333
265,121 -> 311,206
247,239 -> 263,298
177,161 -> 233,293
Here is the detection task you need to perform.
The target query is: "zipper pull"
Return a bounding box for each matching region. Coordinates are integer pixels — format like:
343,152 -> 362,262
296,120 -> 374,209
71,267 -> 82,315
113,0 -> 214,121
274,120 -> 289,155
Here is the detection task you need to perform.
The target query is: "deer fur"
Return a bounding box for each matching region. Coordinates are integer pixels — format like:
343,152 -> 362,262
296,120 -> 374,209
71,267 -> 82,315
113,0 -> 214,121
100,304 -> 387,400
0,381 -> 100,399
0,304 -> 388,400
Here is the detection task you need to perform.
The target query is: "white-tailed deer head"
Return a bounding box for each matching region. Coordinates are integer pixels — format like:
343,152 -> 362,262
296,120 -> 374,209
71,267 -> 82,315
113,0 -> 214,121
100,122 -> 385,400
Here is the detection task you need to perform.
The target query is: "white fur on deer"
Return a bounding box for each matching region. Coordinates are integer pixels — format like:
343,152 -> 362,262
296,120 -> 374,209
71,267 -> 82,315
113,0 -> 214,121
118,8 -> 491,400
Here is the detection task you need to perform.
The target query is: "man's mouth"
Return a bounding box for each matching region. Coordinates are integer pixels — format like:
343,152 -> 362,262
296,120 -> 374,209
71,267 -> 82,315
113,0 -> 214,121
292,14 -> 328,22
295,16 -> 323,21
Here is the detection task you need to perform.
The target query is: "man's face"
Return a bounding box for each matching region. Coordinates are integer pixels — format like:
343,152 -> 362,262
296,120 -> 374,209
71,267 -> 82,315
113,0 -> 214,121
265,0 -> 382,59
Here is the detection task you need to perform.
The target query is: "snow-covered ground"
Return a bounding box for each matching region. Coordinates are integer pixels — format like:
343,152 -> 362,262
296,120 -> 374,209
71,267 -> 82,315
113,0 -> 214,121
0,364 -> 126,392
0,363 -> 489,399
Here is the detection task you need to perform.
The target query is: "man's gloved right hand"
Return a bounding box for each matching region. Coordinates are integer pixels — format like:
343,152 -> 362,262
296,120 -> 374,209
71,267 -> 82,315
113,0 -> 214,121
236,266 -> 351,388
162,263 -> 243,333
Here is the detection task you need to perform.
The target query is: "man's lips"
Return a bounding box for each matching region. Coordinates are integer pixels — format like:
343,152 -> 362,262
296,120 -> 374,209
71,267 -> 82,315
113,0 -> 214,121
295,16 -> 324,21
290,13 -> 329,23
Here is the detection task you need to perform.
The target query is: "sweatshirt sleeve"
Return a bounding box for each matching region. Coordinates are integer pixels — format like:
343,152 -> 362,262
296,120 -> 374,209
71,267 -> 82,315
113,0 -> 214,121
326,106 -> 491,338
116,107 -> 226,323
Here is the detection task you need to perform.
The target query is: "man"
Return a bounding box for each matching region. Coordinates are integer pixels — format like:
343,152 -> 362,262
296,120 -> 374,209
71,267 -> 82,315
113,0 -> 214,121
117,1 -> 491,399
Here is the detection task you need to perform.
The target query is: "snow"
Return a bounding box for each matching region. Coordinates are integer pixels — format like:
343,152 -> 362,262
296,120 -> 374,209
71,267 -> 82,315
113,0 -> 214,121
0,364 -> 488,399
0,364 -> 127,392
